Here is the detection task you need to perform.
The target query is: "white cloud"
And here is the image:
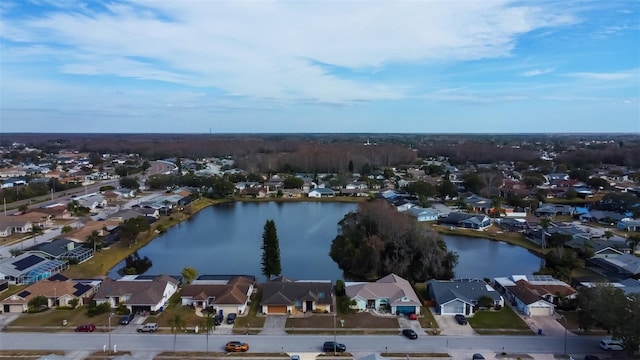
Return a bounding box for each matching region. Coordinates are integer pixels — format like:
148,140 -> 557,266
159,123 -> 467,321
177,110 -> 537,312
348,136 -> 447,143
523,68 -> 555,77
564,71 -> 637,80
1,0 -> 577,103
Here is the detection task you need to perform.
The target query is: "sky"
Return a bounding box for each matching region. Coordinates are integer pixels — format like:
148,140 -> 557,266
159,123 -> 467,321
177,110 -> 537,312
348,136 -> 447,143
0,0 -> 639,134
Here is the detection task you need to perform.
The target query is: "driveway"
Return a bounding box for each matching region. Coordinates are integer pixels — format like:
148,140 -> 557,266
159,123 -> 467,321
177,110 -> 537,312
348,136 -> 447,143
260,315 -> 287,335
520,314 -> 575,337
397,316 -> 427,336
434,314 -> 476,336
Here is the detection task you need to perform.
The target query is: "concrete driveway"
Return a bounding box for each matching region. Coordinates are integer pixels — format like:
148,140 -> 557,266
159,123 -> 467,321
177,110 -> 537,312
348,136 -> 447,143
434,314 -> 476,336
397,316 -> 427,336
520,314 -> 575,337
260,315 -> 287,335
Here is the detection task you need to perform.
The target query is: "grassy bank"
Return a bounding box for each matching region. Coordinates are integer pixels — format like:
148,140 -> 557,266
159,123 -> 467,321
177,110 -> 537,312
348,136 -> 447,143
430,224 -> 547,256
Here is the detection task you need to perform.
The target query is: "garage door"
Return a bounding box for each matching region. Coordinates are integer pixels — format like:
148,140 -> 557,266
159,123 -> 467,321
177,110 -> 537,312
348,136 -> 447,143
395,306 -> 415,315
529,306 -> 552,316
268,305 -> 287,314
442,301 -> 465,315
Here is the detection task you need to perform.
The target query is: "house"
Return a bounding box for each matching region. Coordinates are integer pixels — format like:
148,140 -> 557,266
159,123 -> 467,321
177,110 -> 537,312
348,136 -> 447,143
0,274 -> 98,313
463,194 -> 493,214
586,253 -> 640,280
438,212 -> 491,230
408,207 -> 440,222
534,204 -> 574,217
308,188 -> 335,198
93,275 -> 179,313
25,238 -> 93,264
579,278 -> 640,296
493,275 -> 577,316
564,238 -> 627,258
180,275 -> 255,315
618,218 -> 640,232
260,277 -> 333,315
426,279 -> 503,316
32,205 -> 71,219
74,193 -> 107,210
346,274 -> 421,316
0,253 -> 68,285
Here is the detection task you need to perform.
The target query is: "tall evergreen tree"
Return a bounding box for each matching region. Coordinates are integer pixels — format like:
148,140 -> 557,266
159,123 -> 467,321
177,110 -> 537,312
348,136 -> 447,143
261,219 -> 282,280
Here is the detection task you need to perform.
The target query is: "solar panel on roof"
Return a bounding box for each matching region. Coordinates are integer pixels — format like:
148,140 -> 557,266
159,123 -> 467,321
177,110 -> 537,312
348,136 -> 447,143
73,283 -> 92,296
47,273 -> 69,282
17,290 -> 31,298
13,255 -> 46,271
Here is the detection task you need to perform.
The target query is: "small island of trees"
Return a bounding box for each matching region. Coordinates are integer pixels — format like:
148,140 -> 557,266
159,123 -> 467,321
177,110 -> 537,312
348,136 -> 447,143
330,200 -> 457,282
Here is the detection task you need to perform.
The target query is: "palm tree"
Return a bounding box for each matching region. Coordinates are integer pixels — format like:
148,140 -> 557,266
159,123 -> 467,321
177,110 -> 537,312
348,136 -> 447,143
86,230 -> 103,254
170,309 -> 186,352
604,230 -> 614,240
540,218 -> 552,250
627,235 -> 640,255
27,224 -> 44,247
203,312 -> 216,352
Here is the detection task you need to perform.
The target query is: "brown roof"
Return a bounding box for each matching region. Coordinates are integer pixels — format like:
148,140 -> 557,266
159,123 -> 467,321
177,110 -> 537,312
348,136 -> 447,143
1,279 -> 95,305
507,280 -> 576,305
181,276 -> 253,305
261,277 -> 333,306
94,276 -> 178,306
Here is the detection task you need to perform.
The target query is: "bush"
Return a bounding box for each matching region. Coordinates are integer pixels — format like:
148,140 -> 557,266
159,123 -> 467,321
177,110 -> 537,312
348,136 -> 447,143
87,302 -> 111,317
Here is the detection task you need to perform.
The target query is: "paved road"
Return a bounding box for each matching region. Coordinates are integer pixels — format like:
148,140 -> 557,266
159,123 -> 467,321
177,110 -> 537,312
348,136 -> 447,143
0,332 -> 611,357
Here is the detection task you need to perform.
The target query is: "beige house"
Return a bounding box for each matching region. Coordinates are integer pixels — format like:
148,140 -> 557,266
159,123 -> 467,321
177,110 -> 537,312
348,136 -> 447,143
181,276 -> 255,315
1,274 -> 97,313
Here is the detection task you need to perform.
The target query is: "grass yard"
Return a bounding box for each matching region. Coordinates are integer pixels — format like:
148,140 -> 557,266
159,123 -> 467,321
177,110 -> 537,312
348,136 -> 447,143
467,306 -> 531,333
233,287 -> 266,331
8,307 -> 112,331
286,312 -> 398,330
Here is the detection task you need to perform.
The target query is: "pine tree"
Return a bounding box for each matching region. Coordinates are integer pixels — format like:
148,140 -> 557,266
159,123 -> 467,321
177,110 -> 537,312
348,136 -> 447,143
261,219 -> 282,280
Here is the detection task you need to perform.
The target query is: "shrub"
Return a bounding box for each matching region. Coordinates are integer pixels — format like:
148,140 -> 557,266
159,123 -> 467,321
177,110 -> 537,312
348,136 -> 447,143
87,302 -> 111,317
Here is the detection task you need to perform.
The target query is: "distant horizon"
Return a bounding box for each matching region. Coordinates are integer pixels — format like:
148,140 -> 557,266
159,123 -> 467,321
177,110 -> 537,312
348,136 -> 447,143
2,131 -> 639,136
1,1 -> 638,133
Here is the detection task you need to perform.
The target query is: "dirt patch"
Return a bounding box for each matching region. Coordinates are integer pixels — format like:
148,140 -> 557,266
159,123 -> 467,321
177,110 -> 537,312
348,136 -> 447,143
287,312 -> 398,329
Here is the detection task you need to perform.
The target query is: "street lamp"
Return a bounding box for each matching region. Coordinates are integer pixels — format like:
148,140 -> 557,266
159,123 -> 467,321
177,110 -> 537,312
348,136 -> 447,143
108,313 -> 114,353
559,314 -> 568,355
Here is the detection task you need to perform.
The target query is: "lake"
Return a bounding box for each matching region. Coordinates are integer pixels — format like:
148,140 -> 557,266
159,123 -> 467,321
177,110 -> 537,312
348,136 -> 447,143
108,202 -> 541,280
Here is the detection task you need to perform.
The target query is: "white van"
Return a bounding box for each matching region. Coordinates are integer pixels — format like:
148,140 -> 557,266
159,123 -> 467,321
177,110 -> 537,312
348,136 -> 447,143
599,339 -> 624,351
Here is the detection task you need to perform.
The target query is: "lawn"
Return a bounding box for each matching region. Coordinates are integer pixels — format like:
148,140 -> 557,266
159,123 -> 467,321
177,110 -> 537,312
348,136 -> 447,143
232,287 -> 266,332
286,311 -> 399,330
8,307 -> 112,331
412,283 -> 440,329
467,306 -> 532,334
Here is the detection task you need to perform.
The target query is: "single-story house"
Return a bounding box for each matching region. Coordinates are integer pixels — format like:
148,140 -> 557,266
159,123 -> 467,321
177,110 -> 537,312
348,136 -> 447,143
25,238 -> 93,264
346,273 -> 421,316
74,194 -> 107,210
0,274 -> 98,313
618,218 -> 640,232
426,279 -> 503,316
93,275 -> 179,313
260,276 -> 333,315
181,275 -> 255,315
438,212 -> 491,230
463,194 -> 492,214
535,204 -> 574,217
408,207 -> 440,222
308,188 -> 336,198
586,253 -> 640,280
0,253 -> 68,285
493,275 -> 576,316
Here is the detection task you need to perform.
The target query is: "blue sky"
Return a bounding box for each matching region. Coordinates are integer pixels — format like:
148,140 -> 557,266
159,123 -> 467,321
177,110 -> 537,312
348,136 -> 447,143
1,0 -> 638,133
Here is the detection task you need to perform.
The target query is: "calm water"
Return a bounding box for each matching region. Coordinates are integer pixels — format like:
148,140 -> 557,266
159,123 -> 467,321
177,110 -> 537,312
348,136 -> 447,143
108,202 -> 540,280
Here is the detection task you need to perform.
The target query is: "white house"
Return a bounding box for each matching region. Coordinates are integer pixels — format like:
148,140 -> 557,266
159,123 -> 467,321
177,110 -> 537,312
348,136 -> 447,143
346,274 -> 421,316
308,188 -> 336,198
93,275 -> 179,313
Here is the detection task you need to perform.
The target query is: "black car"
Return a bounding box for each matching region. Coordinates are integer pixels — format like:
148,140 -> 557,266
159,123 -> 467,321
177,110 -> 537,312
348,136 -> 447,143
323,341 -> 346,352
119,313 -> 135,325
227,313 -> 237,324
584,356 -> 601,360
472,354 -> 485,360
214,314 -> 223,326
455,314 -> 468,325
402,329 -> 418,339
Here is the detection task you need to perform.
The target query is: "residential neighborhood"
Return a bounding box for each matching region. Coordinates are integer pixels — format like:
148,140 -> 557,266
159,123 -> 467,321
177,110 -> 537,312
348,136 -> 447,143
0,135 -> 639,359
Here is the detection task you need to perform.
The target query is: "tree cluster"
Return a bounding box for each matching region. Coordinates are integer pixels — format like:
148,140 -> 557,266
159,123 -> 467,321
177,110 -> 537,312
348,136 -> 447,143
330,200 -> 457,282
578,286 -> 640,355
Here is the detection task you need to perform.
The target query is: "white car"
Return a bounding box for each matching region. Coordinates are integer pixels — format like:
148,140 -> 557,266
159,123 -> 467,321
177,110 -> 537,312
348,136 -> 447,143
599,339 -> 624,351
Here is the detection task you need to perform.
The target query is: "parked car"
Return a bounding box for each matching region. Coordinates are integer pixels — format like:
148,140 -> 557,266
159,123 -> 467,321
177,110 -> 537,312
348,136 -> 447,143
214,314 -> 223,326
290,356 -> 300,360
584,356 -> 601,360
454,314 -> 468,325
402,329 -> 418,339
119,313 -> 135,325
472,354 -> 485,360
225,341 -> 249,352
226,313 -> 237,324
599,339 -> 624,351
75,324 -> 96,332
323,341 -> 346,352
408,313 -> 418,320
137,323 -> 159,333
